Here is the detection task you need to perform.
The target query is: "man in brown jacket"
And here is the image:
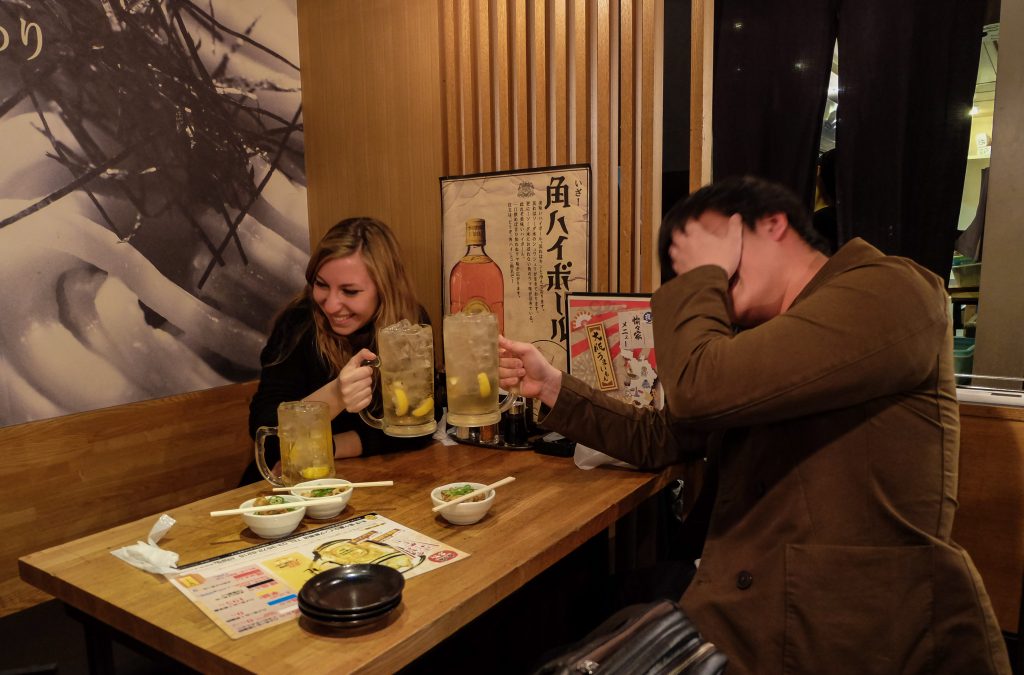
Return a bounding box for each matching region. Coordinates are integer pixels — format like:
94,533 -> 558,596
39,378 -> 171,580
499,176 -> 1010,674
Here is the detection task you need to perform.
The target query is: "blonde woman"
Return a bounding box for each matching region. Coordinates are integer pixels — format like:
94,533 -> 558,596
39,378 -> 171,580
243,218 -> 434,484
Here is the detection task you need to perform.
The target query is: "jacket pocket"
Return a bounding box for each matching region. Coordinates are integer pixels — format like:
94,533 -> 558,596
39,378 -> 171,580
783,544 -> 934,675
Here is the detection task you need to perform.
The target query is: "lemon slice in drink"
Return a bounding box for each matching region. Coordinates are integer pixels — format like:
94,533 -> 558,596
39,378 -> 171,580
392,385 -> 410,415
411,396 -> 434,417
301,465 -> 331,479
476,372 -> 491,397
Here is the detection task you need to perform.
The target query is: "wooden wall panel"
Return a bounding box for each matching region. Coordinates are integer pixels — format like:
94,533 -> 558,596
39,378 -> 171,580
494,0 -> 513,170
619,0 -> 635,290
639,0 -> 657,292
298,0 -> 668,306
689,0 -> 713,191
572,0 -> 589,164
551,0 -> 570,163
298,0 -> 446,328
440,0 -> 662,294
593,4 -> 612,292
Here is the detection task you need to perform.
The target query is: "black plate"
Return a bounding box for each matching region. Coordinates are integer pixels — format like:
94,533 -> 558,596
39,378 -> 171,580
299,564 -> 405,614
300,606 -> 398,630
299,592 -> 401,616
298,595 -> 401,622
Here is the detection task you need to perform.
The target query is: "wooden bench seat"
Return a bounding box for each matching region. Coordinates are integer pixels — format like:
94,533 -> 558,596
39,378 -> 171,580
1,382 -> 256,617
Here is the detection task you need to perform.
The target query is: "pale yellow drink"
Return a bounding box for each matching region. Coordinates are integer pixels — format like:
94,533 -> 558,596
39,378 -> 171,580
375,321 -> 436,437
255,401 -> 335,487
443,311 -> 505,426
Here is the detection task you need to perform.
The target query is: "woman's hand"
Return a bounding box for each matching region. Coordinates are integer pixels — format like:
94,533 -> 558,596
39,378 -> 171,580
498,336 -> 563,407
338,348 -> 376,413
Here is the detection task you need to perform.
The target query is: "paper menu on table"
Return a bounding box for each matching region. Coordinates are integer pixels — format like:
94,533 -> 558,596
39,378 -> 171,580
168,513 -> 468,639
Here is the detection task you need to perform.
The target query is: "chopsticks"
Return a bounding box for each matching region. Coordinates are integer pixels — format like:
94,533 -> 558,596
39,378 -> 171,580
210,496 -> 347,517
432,476 -> 516,512
270,481 -> 394,492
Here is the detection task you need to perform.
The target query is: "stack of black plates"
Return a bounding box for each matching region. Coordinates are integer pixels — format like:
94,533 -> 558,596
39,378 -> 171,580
298,564 -> 405,630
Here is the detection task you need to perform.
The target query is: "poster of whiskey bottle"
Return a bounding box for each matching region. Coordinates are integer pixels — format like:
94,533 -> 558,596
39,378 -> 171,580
449,218 -> 504,334
441,166 -> 590,370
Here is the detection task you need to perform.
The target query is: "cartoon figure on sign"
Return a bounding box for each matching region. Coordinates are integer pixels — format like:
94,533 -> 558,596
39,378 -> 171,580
623,354 -> 658,408
306,538 -> 424,576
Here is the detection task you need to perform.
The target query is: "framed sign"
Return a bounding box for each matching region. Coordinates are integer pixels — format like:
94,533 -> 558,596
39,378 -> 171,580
567,293 -> 662,409
441,165 -> 590,369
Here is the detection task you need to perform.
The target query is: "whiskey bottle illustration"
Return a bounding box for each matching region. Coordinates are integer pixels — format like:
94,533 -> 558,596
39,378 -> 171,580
449,218 -> 505,334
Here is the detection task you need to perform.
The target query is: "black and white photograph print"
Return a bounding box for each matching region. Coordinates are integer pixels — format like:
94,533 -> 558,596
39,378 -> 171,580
0,0 -> 309,427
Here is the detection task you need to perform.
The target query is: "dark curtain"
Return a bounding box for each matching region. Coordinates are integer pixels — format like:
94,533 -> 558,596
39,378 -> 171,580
712,0 -> 985,282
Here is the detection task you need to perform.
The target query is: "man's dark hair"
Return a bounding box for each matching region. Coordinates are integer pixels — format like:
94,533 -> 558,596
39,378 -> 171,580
658,176 -> 828,282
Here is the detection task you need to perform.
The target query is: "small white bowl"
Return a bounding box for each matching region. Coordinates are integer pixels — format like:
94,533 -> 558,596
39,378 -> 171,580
241,495 -> 306,539
431,482 -> 495,525
289,479 -> 353,519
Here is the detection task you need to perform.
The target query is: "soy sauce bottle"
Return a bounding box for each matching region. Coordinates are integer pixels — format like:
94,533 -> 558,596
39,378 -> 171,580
502,396 -> 529,446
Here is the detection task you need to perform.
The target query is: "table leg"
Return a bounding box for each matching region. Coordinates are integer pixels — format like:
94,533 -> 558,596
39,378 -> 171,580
64,606 -> 115,675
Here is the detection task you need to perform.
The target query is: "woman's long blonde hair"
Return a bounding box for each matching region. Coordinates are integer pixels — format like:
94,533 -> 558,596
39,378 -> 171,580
275,217 -> 421,375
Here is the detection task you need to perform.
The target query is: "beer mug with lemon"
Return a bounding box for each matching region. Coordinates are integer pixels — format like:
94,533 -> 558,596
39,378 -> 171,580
443,311 -> 514,426
255,401 -> 335,486
359,320 -> 437,437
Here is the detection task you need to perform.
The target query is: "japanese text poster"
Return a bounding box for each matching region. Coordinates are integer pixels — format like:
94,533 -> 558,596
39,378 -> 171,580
441,166 -> 590,369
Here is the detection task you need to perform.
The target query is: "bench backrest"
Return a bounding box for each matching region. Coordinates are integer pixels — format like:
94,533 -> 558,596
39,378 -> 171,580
0,382 -> 256,617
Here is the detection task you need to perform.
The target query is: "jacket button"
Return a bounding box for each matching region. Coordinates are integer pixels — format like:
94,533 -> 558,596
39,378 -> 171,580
736,571 -> 753,590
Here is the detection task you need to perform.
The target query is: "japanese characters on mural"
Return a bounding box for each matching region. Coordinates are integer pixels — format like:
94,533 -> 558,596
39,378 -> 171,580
442,166 -> 590,368
0,0 -> 308,427
567,294 -> 662,409
0,14 -> 42,61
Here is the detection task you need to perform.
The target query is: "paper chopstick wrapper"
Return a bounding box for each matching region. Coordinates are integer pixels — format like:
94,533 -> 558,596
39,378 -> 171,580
110,513 -> 180,574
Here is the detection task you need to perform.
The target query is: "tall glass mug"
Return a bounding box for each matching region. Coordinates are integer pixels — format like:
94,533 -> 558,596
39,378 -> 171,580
255,401 -> 335,486
443,311 -> 513,426
359,320 -> 437,437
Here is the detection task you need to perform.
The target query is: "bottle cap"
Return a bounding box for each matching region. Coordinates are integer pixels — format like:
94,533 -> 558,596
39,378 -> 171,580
465,218 -> 486,245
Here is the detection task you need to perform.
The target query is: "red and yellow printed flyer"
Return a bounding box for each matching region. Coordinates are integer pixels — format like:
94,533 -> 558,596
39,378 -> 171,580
168,513 -> 467,639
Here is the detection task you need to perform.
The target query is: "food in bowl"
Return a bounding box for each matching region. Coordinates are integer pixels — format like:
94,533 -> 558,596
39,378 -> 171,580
241,495 -> 306,539
252,495 -> 299,515
300,485 -> 352,498
289,478 -> 353,519
440,484 -> 486,503
430,482 -> 495,525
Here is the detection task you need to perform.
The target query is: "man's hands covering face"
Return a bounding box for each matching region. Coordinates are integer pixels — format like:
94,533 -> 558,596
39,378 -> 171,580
669,213 -> 743,279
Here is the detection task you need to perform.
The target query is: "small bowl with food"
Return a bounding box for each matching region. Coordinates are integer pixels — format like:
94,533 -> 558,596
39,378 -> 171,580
289,478 -> 353,519
430,482 -> 495,525
241,495 -> 306,539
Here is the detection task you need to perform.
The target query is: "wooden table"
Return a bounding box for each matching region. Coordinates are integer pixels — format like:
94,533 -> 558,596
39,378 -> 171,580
19,442 -> 680,674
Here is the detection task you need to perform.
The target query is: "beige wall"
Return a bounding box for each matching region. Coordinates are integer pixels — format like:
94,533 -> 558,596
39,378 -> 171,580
975,0 -> 1024,381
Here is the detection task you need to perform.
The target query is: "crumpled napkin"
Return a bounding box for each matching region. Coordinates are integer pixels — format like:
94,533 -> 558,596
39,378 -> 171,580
110,513 -> 180,574
434,411 -> 458,446
574,442 -> 637,470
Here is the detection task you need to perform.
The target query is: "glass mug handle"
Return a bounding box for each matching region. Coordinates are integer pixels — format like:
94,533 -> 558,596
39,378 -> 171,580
254,425 -> 286,487
357,356 -> 383,430
497,388 -> 516,414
